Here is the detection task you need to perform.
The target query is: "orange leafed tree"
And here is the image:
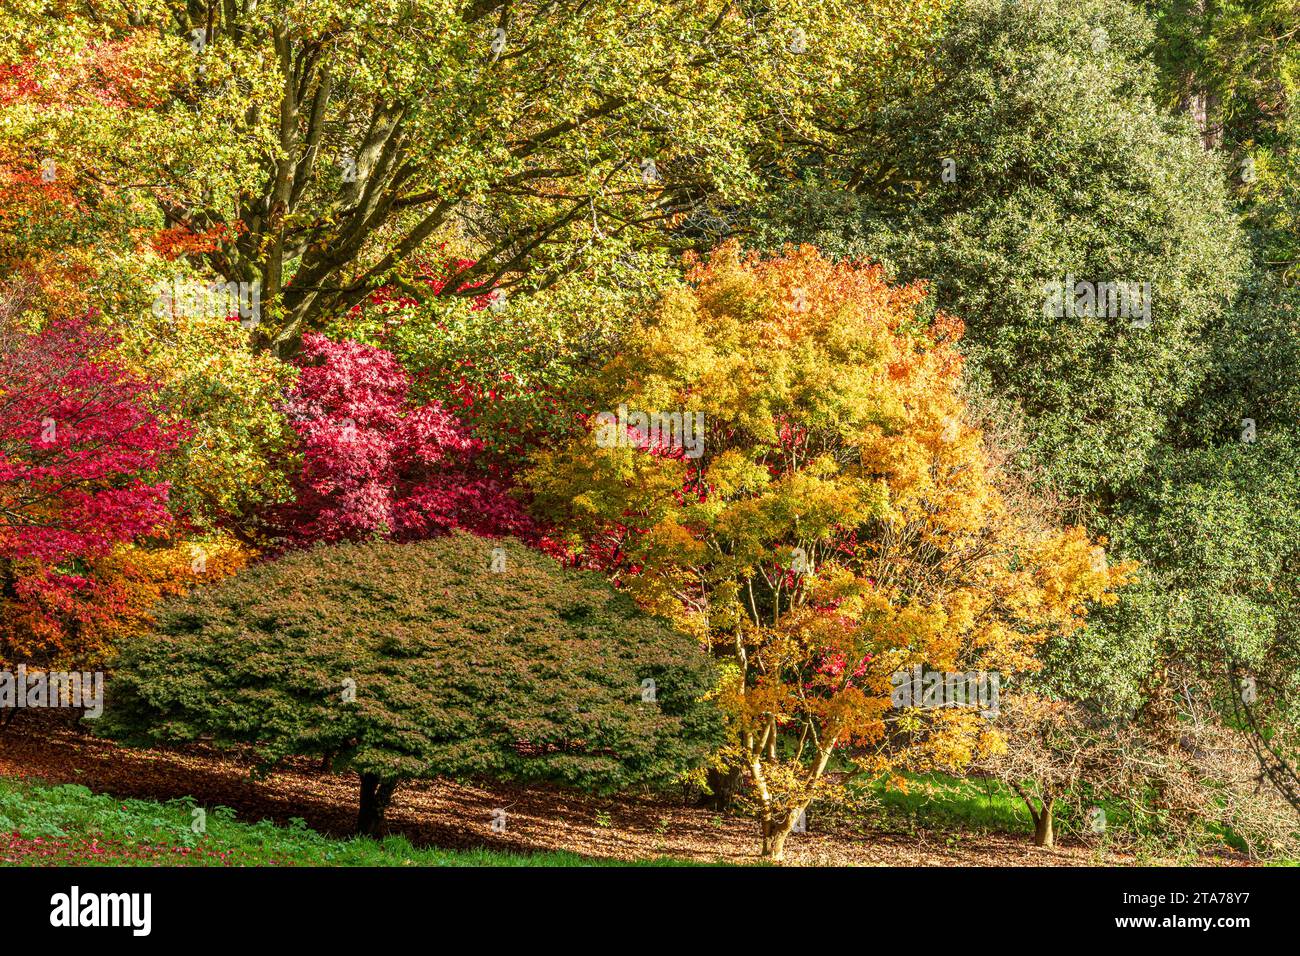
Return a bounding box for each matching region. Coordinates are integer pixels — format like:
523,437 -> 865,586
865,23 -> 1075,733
0,535 -> 252,671
528,243 -> 1131,859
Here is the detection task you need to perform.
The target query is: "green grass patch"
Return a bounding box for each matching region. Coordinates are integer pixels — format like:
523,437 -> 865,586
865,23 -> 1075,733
0,776 -> 721,867
859,772 -> 1033,835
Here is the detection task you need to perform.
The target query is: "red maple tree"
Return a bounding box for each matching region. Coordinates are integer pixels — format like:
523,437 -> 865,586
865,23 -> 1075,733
274,333 -> 535,544
0,317 -> 186,565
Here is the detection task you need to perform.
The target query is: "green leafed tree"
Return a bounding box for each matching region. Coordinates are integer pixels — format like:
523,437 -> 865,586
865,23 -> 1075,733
1145,0 -> 1300,152
1122,277 -> 1300,803
97,533 -> 724,835
752,0 -> 1247,509
1024,276 -> 1300,820
17,0 -> 943,353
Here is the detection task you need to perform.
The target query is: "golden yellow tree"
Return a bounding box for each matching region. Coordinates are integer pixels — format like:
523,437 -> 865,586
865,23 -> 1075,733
527,243 -> 1129,859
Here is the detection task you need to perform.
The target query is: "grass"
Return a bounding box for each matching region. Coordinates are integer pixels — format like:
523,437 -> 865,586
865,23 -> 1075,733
857,771 -> 1299,865
861,770 -> 1177,844
860,771 -> 1033,835
0,776 -> 718,867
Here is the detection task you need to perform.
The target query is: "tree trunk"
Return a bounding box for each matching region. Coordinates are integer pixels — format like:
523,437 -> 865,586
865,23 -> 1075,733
761,809 -> 796,862
760,808 -> 777,859
355,773 -> 398,837
766,827 -> 790,862
1189,90 -> 1216,148
1032,803 -> 1055,848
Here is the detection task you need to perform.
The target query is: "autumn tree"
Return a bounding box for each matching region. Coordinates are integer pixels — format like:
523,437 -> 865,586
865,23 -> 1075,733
0,533 -> 251,671
112,307 -> 298,538
527,244 -> 1126,859
0,316 -> 194,664
752,0 -> 1245,505
273,333 -> 534,543
0,10 -> 172,324
1,31 -> 298,539
6,0 -> 943,353
0,316 -> 184,568
327,258 -> 659,470
98,533 -> 724,836
0,51 -> 287,666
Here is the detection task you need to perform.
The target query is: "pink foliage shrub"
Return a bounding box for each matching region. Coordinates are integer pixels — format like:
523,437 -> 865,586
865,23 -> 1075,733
277,333 -> 534,544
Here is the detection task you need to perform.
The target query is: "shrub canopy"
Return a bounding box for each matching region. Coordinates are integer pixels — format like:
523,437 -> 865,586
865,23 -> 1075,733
99,533 -> 723,793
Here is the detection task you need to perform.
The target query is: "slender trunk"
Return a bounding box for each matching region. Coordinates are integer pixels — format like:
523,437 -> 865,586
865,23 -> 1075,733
756,734 -> 837,861
751,755 -> 782,860
767,822 -> 790,861
1032,801 -> 1055,848
760,805 -> 778,859
1183,0 -> 1221,150
1009,780 -> 1055,847
355,773 -> 398,837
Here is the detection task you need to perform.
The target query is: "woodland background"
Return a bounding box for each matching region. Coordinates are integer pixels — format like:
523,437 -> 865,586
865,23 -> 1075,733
2,0 -> 1299,864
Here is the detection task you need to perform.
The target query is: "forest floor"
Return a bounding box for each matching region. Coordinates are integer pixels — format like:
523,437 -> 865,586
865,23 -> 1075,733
0,713 -> 1254,867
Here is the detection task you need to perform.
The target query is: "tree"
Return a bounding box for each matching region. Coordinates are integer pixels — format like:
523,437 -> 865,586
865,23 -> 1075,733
0,533 -> 251,670
8,0 -> 945,353
752,0 -> 1246,507
979,695 -> 1096,847
1099,277 -> 1300,810
97,533 -> 724,836
1143,0 -> 1300,281
981,690 -> 1300,856
0,316 -> 185,568
115,286 -> 299,539
326,256 -> 664,470
0,315 -> 192,667
273,332 -> 535,543
527,244 -> 1126,859
1245,107 -> 1300,285
1146,0 -> 1300,152
1,27 -> 298,541
0,15 -> 170,325
990,277 -> 1300,837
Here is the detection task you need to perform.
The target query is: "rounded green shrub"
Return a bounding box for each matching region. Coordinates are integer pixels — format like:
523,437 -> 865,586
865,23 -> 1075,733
98,533 -> 723,835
